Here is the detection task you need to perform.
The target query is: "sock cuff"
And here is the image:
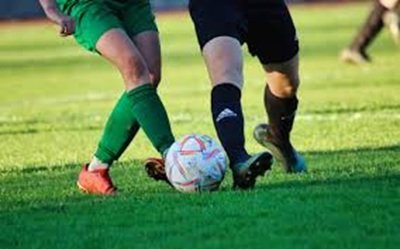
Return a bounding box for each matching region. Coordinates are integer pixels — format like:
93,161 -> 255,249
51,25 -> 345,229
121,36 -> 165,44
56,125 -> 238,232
94,145 -> 116,165
266,85 -> 298,103
126,83 -> 154,97
265,85 -> 298,115
212,83 -> 241,102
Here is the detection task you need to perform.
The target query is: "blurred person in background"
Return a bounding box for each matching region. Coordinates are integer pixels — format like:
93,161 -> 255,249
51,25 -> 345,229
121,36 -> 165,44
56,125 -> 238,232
341,0 -> 400,64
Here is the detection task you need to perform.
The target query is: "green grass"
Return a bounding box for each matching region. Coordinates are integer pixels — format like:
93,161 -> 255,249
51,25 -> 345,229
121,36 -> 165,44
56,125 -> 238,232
1,3 -> 400,249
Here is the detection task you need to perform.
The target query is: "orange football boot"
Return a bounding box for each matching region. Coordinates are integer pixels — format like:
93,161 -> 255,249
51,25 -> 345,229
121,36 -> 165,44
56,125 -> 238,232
77,164 -> 117,195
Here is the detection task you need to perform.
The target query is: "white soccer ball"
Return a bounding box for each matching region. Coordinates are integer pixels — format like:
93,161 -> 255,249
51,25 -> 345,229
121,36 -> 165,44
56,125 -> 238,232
165,134 -> 228,193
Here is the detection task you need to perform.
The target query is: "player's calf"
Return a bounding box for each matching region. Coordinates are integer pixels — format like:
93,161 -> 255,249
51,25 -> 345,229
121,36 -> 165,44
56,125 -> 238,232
258,80 -> 306,173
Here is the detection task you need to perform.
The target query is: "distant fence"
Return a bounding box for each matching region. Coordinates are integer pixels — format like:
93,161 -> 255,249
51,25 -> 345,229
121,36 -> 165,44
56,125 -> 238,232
0,0 -> 189,19
0,0 -> 367,20
0,0 -> 43,19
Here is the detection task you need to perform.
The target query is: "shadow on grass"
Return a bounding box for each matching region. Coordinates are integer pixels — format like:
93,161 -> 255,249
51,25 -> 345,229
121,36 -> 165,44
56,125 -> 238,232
0,144 -> 398,213
305,144 -> 400,155
0,124 -> 102,136
255,174 -> 399,193
302,104 -> 400,115
0,159 -> 145,175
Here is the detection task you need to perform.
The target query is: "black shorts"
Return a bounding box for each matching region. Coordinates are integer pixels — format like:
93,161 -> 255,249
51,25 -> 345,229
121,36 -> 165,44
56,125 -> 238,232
189,0 -> 299,64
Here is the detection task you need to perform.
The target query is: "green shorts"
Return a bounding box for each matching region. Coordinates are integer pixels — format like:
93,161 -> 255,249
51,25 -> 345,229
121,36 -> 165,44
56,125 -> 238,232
58,0 -> 158,52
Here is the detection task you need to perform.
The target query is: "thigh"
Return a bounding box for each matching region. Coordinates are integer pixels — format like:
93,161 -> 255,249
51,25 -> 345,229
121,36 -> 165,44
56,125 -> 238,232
189,0 -> 246,50
380,0 -> 399,9
202,37 -> 244,88
245,0 -> 299,64
96,28 -> 151,89
62,0 -> 123,52
132,31 -> 162,86
122,0 -> 158,38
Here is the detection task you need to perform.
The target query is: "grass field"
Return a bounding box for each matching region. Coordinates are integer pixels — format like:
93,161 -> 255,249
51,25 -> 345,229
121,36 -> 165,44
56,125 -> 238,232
1,3 -> 399,249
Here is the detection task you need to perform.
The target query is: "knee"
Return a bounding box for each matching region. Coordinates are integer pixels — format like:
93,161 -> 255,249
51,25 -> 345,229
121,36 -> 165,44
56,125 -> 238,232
212,66 -> 243,89
149,71 -> 161,88
268,72 -> 299,98
120,55 -> 151,86
271,75 -> 299,98
265,55 -> 300,98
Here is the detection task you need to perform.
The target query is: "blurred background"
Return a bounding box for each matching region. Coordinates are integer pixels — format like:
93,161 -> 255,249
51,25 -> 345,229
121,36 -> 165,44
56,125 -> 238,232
0,0 -> 368,19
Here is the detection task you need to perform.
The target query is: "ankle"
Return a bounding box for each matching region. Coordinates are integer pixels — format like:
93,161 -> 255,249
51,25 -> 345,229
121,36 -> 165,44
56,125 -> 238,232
88,157 -> 110,172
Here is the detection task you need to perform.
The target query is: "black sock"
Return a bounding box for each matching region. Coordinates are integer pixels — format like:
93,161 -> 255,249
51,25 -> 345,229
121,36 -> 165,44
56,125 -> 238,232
264,85 -> 298,143
211,83 -> 249,166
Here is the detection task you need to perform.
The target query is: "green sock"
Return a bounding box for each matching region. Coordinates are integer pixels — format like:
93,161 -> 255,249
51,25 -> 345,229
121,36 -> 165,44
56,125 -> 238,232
95,84 -> 174,164
127,84 -> 175,154
95,93 -> 141,164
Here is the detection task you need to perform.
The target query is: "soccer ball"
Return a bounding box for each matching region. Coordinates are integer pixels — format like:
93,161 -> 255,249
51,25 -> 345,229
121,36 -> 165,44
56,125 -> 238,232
165,134 -> 228,193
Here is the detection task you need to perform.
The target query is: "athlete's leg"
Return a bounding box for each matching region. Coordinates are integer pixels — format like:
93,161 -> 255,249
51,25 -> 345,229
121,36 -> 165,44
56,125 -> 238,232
97,28 -> 150,90
89,28 -> 147,171
96,0 -> 164,173
202,36 -> 272,189
203,37 -> 244,89
79,29 -> 175,194
254,54 -> 306,173
202,36 -> 249,166
132,31 -> 162,87
245,0 -> 306,173
92,28 -> 174,171
92,31 -> 163,171
131,31 -> 172,183
382,0 -> 400,44
190,0 -> 249,168
380,0 -> 399,9
264,54 -> 299,99
189,0 -> 272,189
263,55 -> 299,141
92,0 -> 163,166
120,0 -> 174,185
62,0 -> 174,194
340,0 -> 387,64
124,0 -> 161,87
